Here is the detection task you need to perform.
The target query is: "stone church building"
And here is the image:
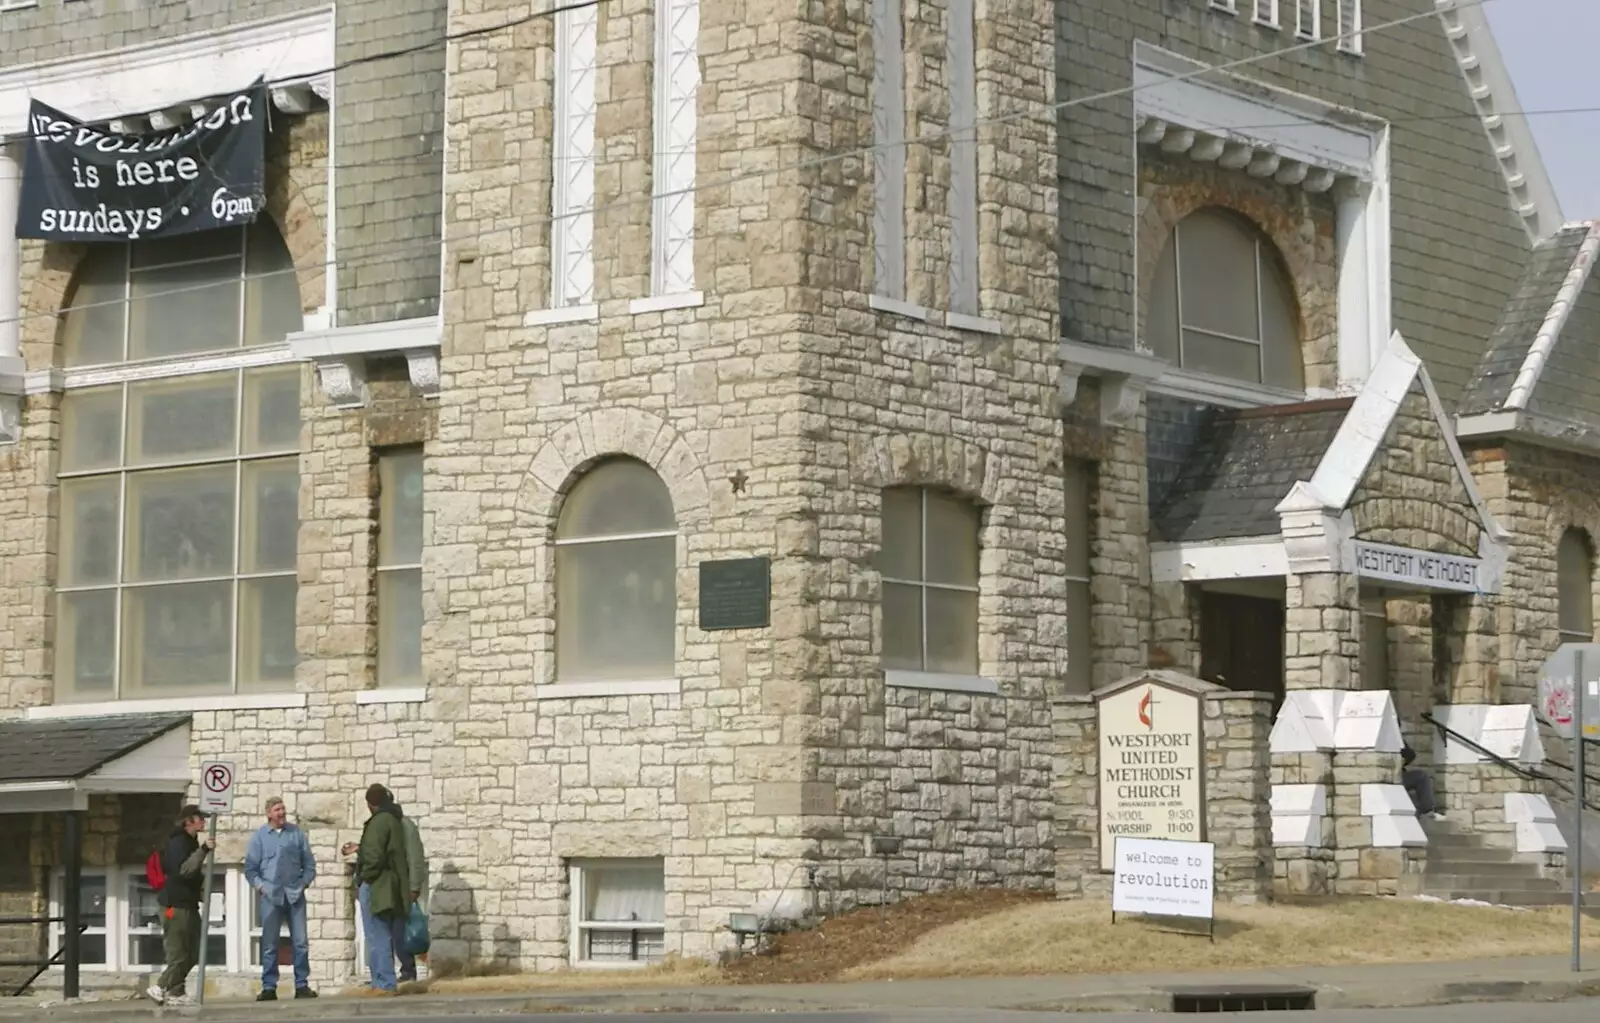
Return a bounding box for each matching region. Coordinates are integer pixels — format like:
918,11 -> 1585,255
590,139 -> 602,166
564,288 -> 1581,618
0,0 -> 1595,991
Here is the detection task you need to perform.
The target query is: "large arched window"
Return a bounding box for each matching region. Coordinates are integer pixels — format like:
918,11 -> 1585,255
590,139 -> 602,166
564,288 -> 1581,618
554,458 -> 677,681
880,486 -> 981,676
54,224 -> 304,703
1559,528 -> 1594,644
1147,208 -> 1304,390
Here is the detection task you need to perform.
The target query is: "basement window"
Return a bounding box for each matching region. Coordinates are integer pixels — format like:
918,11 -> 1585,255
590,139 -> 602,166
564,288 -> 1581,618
570,859 -> 666,966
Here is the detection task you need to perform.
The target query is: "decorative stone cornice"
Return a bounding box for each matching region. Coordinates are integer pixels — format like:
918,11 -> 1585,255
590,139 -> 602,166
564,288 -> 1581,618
288,315 -> 441,409
0,8 -> 335,137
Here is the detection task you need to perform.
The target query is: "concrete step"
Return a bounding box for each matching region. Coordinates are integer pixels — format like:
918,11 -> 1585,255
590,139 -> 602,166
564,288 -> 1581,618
1424,889 -> 1573,908
1427,864 -> 1548,883
1423,874 -> 1563,893
1426,845 -> 1523,865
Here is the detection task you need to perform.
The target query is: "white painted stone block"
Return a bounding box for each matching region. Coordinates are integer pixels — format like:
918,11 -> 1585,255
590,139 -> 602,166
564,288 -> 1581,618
1480,705 -> 1545,765
1432,703 -> 1488,764
1504,791 -> 1558,824
1516,821 -> 1568,854
1371,813 -> 1428,848
1361,783 -> 1416,816
1333,691 -> 1403,752
1271,783 -> 1327,817
1272,814 -> 1323,847
1270,691 -> 1340,753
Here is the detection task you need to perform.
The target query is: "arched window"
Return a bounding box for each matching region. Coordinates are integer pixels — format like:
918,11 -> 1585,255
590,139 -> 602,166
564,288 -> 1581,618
54,223 -> 305,703
1559,528 -> 1594,644
1147,208 -> 1304,390
555,458 -> 678,681
880,486 -> 981,676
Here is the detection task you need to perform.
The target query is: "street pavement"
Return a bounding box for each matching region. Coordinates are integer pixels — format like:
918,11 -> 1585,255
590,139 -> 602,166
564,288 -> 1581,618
8,955 -> 1600,1020
168,1000 -> 1600,1022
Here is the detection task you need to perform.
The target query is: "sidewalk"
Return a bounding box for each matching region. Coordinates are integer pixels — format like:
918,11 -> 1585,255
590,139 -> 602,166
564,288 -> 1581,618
6,955 -> 1600,1019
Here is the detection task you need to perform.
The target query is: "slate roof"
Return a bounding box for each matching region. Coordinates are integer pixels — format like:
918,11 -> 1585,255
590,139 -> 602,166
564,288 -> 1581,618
0,713 -> 189,784
1459,223 -> 1593,417
1152,398 -> 1353,543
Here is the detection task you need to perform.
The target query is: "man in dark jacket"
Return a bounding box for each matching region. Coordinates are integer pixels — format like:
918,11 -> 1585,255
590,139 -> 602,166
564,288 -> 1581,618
146,805 -> 214,1006
339,784 -> 410,993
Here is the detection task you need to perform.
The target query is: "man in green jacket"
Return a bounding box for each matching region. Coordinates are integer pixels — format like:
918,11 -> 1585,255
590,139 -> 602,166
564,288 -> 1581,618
339,784 -> 410,993
389,804 -> 429,983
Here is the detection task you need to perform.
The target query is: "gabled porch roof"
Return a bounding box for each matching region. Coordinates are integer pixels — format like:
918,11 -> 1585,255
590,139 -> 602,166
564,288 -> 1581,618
0,713 -> 191,813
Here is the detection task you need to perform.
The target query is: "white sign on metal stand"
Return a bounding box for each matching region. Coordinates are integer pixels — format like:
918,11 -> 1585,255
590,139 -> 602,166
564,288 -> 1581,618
194,760 -> 236,1005
1537,644 -> 1599,973
1110,837 -> 1216,941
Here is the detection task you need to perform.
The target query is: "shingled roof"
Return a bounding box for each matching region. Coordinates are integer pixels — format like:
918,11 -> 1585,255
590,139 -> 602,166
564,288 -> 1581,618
1459,223 -> 1599,417
1152,398 -> 1353,543
0,713 -> 189,784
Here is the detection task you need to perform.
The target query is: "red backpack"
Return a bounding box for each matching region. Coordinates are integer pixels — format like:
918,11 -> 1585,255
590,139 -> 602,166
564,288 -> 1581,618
145,849 -> 166,892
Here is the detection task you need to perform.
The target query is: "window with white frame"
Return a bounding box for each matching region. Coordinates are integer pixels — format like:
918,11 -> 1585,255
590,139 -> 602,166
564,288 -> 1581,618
1253,0 -> 1279,27
377,448 -> 424,686
1208,0 -> 1238,12
881,487 -> 981,676
1146,208 -> 1304,391
555,458 -> 677,682
569,859 -> 665,966
1295,0 -> 1320,39
54,225 -> 304,704
1559,528 -> 1594,645
49,867 -> 248,973
1336,0 -> 1361,53
1064,459 -> 1095,694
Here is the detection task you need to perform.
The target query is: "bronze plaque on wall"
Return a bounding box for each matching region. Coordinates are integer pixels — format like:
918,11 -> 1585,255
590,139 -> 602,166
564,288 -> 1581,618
698,557 -> 771,631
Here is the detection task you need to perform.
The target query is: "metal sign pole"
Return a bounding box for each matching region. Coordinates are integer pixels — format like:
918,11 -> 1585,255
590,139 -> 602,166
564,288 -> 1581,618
1574,648 -> 1586,974
194,814 -> 219,1005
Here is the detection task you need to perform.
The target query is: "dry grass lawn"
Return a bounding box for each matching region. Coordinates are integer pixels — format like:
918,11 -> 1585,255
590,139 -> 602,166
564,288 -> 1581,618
844,897 -> 1600,981
370,891 -> 1600,996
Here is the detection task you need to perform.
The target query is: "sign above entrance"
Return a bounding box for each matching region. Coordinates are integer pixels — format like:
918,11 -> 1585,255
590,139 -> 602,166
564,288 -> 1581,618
1351,540 -> 1485,594
17,80 -> 267,243
1096,678 -> 1205,870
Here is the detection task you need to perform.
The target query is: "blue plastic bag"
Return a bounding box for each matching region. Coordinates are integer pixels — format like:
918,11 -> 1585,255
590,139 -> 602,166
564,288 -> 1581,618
403,902 -> 430,956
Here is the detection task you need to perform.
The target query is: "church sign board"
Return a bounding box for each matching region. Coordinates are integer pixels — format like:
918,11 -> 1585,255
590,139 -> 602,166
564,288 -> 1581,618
1096,676 -> 1205,871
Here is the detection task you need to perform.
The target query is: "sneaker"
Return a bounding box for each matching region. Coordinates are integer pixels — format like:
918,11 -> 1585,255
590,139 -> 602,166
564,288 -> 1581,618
294,987 -> 318,999
257,989 -> 277,1002
166,993 -> 192,1006
1429,811 -> 1448,821
145,985 -> 165,1005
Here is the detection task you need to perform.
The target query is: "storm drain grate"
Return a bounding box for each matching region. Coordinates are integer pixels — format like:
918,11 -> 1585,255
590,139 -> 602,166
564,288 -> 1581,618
1168,985 -> 1317,1013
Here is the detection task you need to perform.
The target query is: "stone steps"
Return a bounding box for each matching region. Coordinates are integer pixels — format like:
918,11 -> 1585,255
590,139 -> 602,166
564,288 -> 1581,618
1418,816 -> 1569,908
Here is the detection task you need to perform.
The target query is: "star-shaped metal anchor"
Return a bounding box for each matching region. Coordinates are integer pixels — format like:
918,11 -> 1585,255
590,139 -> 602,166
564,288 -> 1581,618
729,469 -> 749,494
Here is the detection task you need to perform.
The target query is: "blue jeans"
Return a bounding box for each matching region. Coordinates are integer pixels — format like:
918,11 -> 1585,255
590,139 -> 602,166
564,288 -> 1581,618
390,909 -> 416,981
259,895 -> 310,991
357,884 -> 396,991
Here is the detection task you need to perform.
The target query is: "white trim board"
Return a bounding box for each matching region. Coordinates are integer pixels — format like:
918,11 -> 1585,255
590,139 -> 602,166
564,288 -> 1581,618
1436,0 -> 1563,242
26,692 -> 307,720
1150,537 -> 1287,583
0,9 -> 334,137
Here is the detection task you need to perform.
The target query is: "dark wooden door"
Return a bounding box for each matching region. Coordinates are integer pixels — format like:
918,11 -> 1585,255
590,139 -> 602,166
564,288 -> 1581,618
1199,591 -> 1285,709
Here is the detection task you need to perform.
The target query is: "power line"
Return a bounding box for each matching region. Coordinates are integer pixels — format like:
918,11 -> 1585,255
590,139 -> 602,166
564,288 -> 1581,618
0,0 -> 1533,330
5,0 -> 604,145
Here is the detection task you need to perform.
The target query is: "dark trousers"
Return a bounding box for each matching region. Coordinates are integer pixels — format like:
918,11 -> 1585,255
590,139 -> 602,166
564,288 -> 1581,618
158,906 -> 202,993
1403,767 -> 1438,815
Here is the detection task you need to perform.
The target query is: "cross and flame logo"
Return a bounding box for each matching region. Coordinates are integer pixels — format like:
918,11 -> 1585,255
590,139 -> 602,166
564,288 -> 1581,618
1137,687 -> 1157,730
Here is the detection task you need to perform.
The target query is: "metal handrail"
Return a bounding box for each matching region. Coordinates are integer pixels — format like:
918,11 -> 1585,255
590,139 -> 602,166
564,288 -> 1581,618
0,916 -> 84,998
1421,711 -> 1600,814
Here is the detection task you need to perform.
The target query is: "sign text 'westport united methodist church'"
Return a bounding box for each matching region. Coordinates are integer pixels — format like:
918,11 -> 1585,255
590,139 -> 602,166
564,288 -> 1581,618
16,81 -> 268,244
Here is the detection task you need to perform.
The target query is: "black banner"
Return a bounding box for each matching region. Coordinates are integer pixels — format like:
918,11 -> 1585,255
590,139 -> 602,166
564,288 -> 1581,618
17,81 -> 268,243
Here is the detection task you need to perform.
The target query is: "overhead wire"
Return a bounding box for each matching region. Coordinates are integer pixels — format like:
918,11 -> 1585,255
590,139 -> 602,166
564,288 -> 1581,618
0,0 -> 1540,332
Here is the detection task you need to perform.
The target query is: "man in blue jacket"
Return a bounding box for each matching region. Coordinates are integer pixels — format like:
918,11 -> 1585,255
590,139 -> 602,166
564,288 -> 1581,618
243,797 -> 318,1001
